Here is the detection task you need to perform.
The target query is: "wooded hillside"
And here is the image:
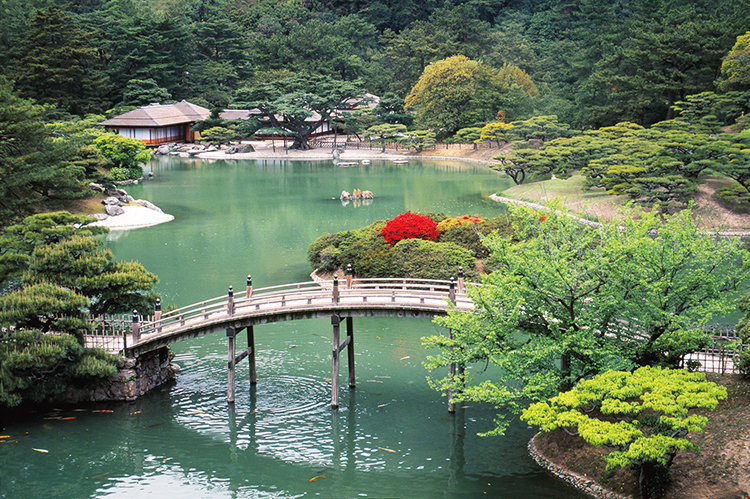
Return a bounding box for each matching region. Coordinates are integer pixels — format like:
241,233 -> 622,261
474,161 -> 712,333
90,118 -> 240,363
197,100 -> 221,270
2,0 -> 749,129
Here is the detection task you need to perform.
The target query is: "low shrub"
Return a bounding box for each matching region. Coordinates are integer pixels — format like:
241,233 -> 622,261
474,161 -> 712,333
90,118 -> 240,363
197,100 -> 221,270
715,185 -> 750,212
391,239 -> 478,281
0,329 -> 123,409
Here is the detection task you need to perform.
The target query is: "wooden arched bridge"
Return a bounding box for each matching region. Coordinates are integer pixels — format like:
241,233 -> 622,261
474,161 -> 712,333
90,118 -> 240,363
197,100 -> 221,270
115,274 -> 477,408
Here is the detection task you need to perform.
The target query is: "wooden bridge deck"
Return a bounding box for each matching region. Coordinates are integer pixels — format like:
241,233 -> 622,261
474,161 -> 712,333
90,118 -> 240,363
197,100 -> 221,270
124,277 -> 476,357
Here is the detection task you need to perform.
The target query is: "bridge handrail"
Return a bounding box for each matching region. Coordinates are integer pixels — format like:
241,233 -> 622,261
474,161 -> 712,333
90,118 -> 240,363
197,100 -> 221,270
138,278 -> 477,337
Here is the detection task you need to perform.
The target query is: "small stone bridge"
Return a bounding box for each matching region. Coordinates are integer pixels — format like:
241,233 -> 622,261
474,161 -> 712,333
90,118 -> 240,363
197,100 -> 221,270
116,274 -> 476,408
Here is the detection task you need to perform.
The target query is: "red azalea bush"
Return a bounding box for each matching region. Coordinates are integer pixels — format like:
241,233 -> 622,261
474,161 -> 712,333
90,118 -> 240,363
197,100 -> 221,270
381,212 -> 439,245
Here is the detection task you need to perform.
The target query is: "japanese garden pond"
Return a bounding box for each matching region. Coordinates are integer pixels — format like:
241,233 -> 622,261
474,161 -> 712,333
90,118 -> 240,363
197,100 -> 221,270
0,156 -> 588,499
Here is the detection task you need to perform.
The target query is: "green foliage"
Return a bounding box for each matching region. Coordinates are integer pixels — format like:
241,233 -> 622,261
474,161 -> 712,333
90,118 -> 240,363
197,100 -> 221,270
424,203 -> 748,436
0,282 -> 90,341
201,126 -> 236,147
94,134 -> 150,170
0,211 -> 108,285
0,329 -> 123,409
718,32 -> 750,92
364,123 -> 407,152
397,129 -> 435,152
121,78 -> 172,106
522,367 -> 727,499
716,185 -> 750,212
234,73 -> 367,150
405,56 -> 537,135
9,7 -> 111,115
391,239 -> 477,281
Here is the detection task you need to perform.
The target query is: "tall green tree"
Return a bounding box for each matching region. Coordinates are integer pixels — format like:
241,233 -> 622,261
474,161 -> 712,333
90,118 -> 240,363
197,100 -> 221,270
234,74 -> 368,150
717,31 -> 750,92
11,7 -> 110,115
0,78 -> 93,228
424,204 -> 748,435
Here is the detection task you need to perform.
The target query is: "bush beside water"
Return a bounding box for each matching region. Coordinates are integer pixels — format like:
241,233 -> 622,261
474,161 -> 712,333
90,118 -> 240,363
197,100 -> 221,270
308,212 -> 518,280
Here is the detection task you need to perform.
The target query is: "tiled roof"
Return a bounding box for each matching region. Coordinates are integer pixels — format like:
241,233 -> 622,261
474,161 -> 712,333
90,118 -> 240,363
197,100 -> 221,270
99,101 -> 211,127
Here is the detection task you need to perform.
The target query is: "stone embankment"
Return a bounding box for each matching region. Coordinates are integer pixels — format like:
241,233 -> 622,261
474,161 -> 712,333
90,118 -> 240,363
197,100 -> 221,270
528,435 -> 632,499
54,347 -> 176,404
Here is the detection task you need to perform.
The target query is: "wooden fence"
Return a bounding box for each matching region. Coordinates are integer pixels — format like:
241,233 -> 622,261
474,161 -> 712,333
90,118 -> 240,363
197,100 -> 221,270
308,139 -> 499,151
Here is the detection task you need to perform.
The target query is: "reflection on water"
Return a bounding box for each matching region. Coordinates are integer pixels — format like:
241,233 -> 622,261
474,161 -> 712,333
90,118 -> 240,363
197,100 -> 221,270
0,159 -> 586,499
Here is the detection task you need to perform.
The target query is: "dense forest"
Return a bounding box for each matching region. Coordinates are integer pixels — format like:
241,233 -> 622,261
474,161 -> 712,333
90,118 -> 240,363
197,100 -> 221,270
2,0 -> 749,129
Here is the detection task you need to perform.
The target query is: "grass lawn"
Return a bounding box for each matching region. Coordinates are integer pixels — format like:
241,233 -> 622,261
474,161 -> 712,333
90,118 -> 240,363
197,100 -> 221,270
499,175 -> 629,223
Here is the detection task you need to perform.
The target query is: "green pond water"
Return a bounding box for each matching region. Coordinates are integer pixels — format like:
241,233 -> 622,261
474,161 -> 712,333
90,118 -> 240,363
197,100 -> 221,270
0,157 -> 588,499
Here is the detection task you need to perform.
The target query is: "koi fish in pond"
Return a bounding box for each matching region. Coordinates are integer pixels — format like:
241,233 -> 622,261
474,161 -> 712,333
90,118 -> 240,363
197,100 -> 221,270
309,475 -> 325,482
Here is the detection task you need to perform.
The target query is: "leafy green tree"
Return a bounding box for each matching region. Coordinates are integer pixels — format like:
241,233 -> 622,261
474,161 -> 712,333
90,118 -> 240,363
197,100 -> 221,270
479,122 -> 513,148
24,234 -> 159,316
584,3 -> 728,126
10,7 -> 110,115
0,78 -> 94,227
0,212 -> 108,286
405,55 -> 485,134
508,115 -> 570,142
718,31 -> 750,92
94,133 -> 150,180
234,73 -> 367,150
424,204 -> 747,435
398,129 -> 435,153
365,123 -> 407,152
373,93 -> 413,126
492,148 -> 551,185
0,282 -> 90,339
522,367 -> 727,499
121,78 -> 172,106
453,127 -> 483,150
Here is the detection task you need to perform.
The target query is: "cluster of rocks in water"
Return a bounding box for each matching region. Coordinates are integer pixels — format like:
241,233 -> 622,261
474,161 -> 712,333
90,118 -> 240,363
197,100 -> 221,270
87,183 -> 165,220
153,142 -> 255,156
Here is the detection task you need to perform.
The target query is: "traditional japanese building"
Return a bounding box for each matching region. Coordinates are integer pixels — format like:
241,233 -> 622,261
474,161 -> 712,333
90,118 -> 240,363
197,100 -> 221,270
98,101 -> 211,145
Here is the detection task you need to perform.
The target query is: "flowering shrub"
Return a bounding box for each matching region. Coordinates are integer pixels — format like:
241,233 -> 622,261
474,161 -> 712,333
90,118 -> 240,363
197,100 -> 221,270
381,212 -> 438,245
436,215 -> 484,233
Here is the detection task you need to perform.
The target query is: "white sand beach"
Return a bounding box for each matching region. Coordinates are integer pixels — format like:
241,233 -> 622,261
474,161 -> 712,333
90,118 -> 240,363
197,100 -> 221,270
91,205 -> 175,230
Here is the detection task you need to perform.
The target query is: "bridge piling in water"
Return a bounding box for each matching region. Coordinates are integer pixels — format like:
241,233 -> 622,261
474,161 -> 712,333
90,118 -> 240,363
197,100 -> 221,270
227,326 -> 236,403
331,314 -> 355,408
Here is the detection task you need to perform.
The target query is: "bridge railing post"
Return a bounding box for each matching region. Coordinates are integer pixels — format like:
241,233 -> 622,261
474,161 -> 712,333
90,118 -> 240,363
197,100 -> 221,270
227,286 -> 234,316
333,275 -> 339,303
131,310 -> 140,344
246,275 -> 252,298
449,277 -> 456,305
457,266 -> 464,293
345,264 -> 353,289
155,298 -> 162,333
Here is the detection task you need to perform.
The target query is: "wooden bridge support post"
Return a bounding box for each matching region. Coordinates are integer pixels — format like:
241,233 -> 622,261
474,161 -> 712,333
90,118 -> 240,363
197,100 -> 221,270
331,314 -> 341,408
346,316 -> 355,388
227,326 -> 236,404
247,325 -> 257,384
448,328 -> 456,413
